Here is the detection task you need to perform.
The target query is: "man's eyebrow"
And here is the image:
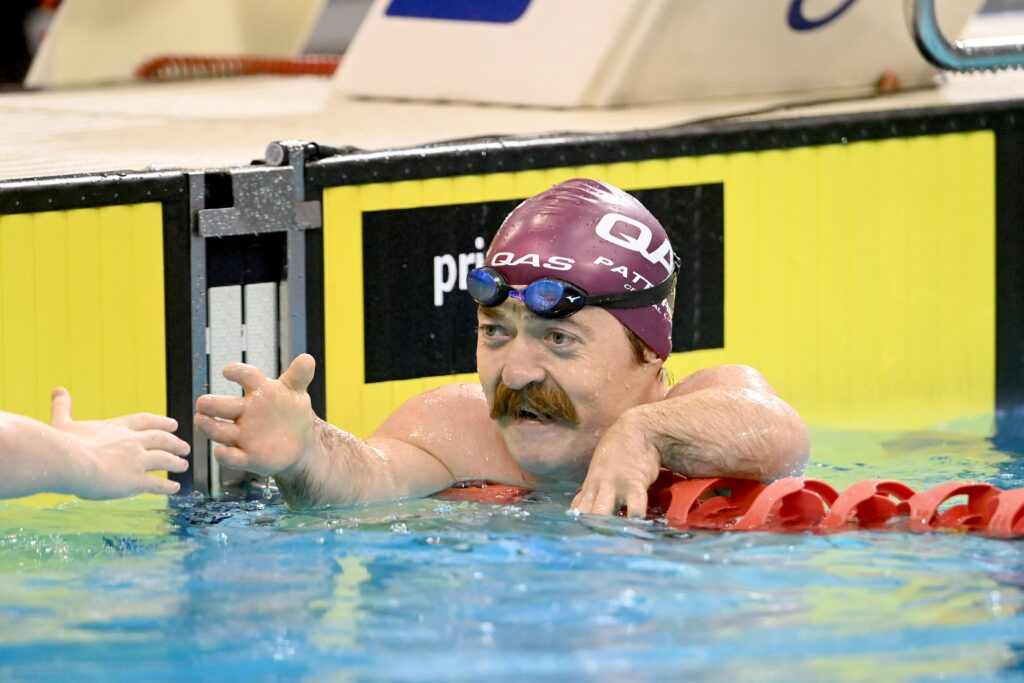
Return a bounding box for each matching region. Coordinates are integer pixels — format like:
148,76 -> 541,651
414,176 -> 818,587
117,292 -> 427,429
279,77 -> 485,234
550,316 -> 595,337
477,306 -> 506,322
478,304 -> 596,337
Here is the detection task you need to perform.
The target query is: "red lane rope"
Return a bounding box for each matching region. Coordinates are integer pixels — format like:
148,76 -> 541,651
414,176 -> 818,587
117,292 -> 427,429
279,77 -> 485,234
988,488 -> 1024,536
435,481 -> 531,505
435,473 -> 1024,536
823,479 -> 915,530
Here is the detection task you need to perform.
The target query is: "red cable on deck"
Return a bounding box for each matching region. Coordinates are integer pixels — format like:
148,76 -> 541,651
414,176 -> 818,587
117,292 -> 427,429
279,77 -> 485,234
135,54 -> 340,81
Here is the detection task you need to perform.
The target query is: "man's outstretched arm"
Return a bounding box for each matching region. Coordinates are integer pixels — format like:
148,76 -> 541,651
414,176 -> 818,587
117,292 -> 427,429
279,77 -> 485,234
572,364 -> 809,517
0,388 -> 190,499
194,355 -> 496,508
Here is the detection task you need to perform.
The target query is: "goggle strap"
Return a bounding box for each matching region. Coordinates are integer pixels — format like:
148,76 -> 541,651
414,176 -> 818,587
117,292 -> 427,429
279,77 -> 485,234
585,272 -> 676,310
471,253 -> 678,313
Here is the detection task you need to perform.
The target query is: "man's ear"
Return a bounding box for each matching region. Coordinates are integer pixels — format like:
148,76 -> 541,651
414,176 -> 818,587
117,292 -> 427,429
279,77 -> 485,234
643,348 -> 673,387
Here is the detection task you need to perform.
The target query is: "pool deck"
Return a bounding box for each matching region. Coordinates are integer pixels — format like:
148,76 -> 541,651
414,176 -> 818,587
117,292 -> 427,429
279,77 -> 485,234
3,12 -> 1024,181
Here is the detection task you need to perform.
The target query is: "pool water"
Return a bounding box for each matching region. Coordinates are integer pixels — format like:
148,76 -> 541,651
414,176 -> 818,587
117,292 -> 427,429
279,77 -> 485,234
1,425 -> 1023,682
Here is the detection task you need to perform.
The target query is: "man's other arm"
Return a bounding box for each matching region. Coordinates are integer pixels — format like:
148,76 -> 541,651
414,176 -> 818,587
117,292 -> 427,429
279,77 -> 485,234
277,384 -> 514,508
652,364 -> 809,480
573,364 -> 808,516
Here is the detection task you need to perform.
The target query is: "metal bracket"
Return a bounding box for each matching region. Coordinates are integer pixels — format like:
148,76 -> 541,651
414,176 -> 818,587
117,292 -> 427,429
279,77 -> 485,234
908,0 -> 1024,72
197,164 -> 321,237
194,140 -> 329,495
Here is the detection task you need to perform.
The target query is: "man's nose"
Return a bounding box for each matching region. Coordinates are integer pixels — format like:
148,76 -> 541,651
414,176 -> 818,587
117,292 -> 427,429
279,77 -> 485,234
500,336 -> 546,390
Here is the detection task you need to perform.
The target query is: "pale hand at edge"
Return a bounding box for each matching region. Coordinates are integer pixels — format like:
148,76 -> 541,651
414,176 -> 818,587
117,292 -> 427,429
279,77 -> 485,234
49,387 -> 190,499
194,354 -> 316,477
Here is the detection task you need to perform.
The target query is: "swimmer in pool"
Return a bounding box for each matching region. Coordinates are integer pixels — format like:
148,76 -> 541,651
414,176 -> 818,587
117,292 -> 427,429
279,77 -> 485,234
194,179 -> 809,516
0,388 -> 190,499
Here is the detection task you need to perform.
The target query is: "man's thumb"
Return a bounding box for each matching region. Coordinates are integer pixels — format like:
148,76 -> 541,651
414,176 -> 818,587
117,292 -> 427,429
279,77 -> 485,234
50,387 -> 73,426
280,354 -> 316,393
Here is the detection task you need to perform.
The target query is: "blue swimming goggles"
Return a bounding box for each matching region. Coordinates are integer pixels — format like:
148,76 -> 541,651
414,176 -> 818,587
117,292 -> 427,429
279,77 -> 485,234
467,261 -> 678,319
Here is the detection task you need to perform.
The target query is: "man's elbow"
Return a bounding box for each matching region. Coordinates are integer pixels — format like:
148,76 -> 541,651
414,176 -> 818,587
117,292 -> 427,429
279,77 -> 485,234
760,396 -> 809,480
715,388 -> 809,481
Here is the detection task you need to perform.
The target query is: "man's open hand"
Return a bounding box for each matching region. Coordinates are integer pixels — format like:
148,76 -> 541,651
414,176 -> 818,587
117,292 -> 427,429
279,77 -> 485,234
50,387 -> 190,499
194,354 -> 316,477
571,411 -> 660,518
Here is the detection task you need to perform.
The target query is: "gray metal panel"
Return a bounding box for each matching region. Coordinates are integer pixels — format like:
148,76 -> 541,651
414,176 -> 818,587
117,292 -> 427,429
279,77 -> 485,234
197,166 -> 321,237
188,172 -> 210,496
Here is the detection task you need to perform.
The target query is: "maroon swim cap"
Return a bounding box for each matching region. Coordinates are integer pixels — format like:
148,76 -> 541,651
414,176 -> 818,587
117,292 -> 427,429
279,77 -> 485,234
485,178 -> 676,359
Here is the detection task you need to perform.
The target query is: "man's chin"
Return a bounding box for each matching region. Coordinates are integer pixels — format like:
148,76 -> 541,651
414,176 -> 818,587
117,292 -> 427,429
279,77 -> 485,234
498,419 -> 591,482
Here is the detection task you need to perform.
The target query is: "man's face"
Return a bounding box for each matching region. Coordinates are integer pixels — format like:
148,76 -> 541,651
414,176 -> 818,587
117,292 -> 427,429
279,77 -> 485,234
476,299 -> 663,483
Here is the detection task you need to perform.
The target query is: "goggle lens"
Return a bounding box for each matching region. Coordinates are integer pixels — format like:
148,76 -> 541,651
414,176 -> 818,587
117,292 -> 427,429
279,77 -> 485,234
523,279 -> 567,314
467,267 -> 505,307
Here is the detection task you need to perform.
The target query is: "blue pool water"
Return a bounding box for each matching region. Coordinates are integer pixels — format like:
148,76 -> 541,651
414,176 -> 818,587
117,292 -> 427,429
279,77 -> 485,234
1,426 -> 1023,682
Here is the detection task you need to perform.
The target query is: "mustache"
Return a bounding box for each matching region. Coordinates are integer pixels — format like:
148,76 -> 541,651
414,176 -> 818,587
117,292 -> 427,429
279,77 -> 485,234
490,380 -> 580,426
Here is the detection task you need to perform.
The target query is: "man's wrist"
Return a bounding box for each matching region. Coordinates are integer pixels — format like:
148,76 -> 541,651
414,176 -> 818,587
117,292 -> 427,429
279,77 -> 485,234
273,415 -> 338,507
606,405 -> 664,475
616,404 -> 658,449
48,427 -> 91,496
624,401 -> 692,475
269,411 -> 319,481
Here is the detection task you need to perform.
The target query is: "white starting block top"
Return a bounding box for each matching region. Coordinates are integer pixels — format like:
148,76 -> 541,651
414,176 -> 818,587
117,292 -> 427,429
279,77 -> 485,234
335,0 -> 981,107
2,11 -> 1024,182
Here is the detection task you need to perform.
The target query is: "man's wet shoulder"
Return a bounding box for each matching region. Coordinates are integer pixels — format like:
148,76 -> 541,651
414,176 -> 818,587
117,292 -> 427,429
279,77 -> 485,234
418,382 -> 487,407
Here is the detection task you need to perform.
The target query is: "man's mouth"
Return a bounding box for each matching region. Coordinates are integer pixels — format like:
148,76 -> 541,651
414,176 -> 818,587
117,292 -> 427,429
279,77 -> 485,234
489,380 -> 580,426
508,407 -> 574,425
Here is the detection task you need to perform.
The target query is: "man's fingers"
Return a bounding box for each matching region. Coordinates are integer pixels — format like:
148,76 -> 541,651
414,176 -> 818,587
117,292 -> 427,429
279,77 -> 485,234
213,444 -> 249,469
591,486 -> 618,516
280,353 -> 316,394
50,387 -> 73,427
572,488 -> 595,514
118,412 -> 178,432
194,414 -> 239,446
195,395 -> 244,421
221,363 -> 266,394
573,478 -> 648,517
141,476 -> 181,496
144,452 -> 190,474
138,430 -> 191,455
624,488 -> 648,519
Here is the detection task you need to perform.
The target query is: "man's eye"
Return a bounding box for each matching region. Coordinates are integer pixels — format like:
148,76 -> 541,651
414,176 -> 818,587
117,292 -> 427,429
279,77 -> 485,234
547,331 -> 573,346
479,324 -> 504,338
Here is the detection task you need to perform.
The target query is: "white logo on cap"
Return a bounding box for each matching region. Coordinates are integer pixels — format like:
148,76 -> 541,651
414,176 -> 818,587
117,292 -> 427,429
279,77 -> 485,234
594,213 -> 674,277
